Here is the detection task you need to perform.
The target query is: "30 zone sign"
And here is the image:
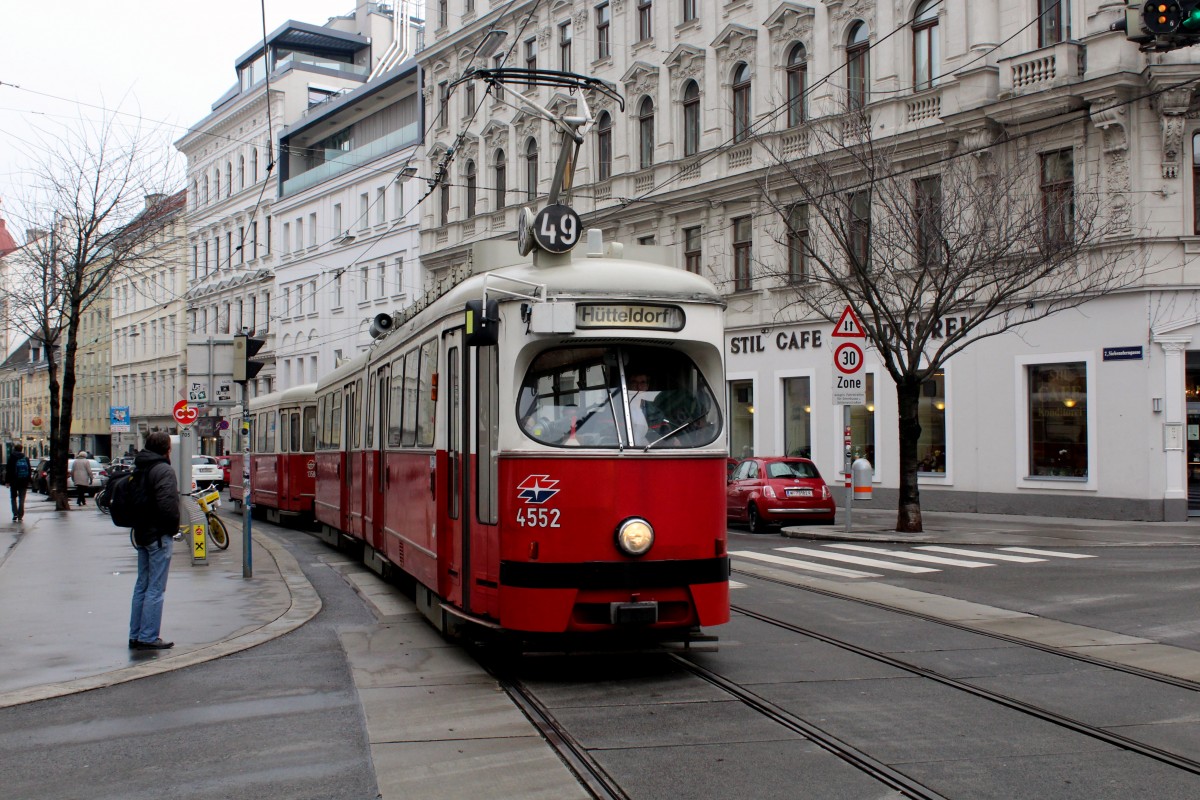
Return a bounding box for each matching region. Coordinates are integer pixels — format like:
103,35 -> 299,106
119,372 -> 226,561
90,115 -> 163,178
832,342 -> 866,405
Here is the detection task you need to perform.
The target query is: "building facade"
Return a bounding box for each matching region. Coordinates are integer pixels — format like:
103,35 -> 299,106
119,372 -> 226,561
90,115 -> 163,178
416,1 -> 1200,521
110,191 -> 189,457
272,59 -> 424,389
175,4 -> 409,404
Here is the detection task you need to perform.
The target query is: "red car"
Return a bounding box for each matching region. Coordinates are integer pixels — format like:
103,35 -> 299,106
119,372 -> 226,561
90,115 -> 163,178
727,456 -> 836,532
218,457 -> 232,487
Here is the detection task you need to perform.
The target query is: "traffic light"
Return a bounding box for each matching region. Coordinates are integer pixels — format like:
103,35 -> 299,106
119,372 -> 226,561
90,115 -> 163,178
1122,1 -> 1200,48
232,333 -> 266,383
1144,1 -> 1182,34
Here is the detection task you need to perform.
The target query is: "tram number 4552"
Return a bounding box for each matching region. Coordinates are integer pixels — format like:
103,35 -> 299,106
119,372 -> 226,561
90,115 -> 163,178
516,507 -> 562,528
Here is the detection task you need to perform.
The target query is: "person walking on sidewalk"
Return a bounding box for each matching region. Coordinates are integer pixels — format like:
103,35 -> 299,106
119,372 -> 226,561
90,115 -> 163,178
71,451 -> 92,506
128,432 -> 180,650
3,443 -> 31,521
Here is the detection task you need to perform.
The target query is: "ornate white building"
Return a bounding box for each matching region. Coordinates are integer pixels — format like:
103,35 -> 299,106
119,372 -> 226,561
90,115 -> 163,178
413,1 -> 1200,521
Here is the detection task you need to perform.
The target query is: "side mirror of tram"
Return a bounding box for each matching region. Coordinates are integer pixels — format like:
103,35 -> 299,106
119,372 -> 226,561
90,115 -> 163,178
465,300 -> 500,347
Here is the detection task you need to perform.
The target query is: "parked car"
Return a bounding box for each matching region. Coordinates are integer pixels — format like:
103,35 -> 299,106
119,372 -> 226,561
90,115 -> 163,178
727,456 -> 836,532
218,456 -> 232,486
192,455 -> 224,489
66,458 -> 108,496
31,458 -> 50,493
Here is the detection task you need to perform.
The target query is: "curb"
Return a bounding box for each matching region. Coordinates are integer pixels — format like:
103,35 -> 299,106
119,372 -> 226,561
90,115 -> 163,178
0,525 -> 320,709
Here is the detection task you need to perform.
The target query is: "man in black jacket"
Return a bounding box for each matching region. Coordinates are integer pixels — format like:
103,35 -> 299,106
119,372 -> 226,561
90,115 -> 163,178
3,443 -> 31,522
128,432 -> 181,650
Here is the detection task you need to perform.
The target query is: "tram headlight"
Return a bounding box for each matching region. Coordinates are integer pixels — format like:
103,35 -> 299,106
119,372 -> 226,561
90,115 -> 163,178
615,517 -> 654,557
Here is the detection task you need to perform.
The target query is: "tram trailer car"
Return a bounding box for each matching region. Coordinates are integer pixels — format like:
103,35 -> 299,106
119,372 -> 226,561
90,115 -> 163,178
312,238 -> 730,644
228,383 -> 318,524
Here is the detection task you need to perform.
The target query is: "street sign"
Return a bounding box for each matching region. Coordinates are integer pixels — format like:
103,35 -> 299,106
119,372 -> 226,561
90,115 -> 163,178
832,305 -> 867,338
188,382 -> 208,404
173,400 -> 198,426
832,341 -> 867,405
216,381 -> 233,402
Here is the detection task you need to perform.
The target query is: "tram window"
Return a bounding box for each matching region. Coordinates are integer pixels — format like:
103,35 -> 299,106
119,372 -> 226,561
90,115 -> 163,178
289,412 -> 300,454
388,357 -> 404,447
266,410 -> 277,452
401,349 -> 419,446
517,345 -> 720,448
417,339 -> 437,447
331,391 -> 343,448
256,413 -> 267,452
366,373 -> 376,448
316,396 -> 326,449
353,379 -> 363,449
302,406 -> 317,452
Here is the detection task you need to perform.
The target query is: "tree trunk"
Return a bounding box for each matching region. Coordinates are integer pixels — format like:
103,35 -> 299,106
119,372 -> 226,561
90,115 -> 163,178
895,380 -> 923,532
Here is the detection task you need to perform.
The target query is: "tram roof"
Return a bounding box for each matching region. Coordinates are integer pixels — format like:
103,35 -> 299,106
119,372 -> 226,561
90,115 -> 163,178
248,382 -> 317,411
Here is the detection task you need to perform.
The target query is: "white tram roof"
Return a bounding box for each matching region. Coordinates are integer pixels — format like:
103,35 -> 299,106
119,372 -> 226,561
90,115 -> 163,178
398,242 -> 723,337
248,382 -> 317,412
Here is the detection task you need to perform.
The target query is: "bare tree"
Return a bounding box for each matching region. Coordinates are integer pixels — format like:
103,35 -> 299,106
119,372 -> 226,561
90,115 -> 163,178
5,115 -> 176,509
753,114 -> 1143,532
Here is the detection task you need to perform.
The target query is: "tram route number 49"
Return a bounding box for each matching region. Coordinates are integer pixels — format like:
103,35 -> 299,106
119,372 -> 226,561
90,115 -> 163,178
516,507 -> 562,528
533,204 -> 581,254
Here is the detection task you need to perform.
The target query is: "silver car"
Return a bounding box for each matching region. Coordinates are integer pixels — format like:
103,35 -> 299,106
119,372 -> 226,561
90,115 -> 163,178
66,458 -> 108,496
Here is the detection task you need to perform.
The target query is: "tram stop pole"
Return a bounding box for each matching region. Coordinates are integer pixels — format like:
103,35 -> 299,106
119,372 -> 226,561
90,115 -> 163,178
843,410 -> 854,534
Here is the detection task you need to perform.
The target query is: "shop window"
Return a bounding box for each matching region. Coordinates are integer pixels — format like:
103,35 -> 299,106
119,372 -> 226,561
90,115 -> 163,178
848,374 -> 876,465
783,377 -> 812,457
729,380 -> 755,460
1028,362 -> 1087,478
1192,131 -> 1200,234
917,372 -> 946,474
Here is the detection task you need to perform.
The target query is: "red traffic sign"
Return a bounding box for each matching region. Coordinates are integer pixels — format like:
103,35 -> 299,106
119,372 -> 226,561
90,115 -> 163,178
833,342 -> 865,375
832,305 -> 866,338
173,400 -> 198,426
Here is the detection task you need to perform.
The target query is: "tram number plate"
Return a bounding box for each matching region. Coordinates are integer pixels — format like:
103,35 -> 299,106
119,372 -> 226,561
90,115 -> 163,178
786,488 -> 812,497
516,508 -> 561,528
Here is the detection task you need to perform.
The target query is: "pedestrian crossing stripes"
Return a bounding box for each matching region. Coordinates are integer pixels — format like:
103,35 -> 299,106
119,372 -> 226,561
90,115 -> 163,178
731,543 -> 1096,580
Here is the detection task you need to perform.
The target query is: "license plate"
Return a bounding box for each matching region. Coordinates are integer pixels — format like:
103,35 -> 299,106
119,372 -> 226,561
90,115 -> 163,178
786,488 -> 813,497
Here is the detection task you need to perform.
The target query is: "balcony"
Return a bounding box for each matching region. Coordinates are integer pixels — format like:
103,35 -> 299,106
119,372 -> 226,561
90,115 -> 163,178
999,41 -> 1085,99
282,123 -> 421,196
274,53 -> 368,79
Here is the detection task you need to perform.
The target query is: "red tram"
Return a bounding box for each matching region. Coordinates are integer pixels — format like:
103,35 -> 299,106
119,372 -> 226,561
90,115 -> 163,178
301,237 -> 730,642
229,383 -> 318,524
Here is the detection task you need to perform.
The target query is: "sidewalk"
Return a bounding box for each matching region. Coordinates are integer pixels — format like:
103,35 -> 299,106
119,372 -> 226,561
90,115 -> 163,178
0,494 -> 317,708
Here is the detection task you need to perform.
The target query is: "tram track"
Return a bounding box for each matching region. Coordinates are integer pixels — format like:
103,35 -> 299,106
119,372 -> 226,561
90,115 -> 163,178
725,601 -> 1200,778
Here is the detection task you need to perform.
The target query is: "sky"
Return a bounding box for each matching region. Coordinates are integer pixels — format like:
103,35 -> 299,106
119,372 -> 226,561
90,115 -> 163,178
0,0 -> 358,236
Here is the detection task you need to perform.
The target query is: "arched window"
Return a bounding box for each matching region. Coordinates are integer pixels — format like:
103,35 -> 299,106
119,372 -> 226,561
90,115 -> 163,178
597,112 -> 613,180
225,162 -> 232,197
525,138 -> 539,201
913,0 -> 940,91
251,147 -> 259,183
786,44 -> 807,127
638,96 -> 655,169
238,155 -> 245,189
465,159 -> 477,218
732,63 -> 751,143
682,81 -> 700,156
847,22 -> 870,111
203,175 -> 210,204
213,168 -> 220,200
191,180 -> 198,209
494,149 -> 507,208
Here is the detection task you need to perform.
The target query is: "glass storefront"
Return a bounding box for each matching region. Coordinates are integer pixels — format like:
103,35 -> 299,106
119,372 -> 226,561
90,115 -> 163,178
783,377 -> 812,457
917,371 -> 946,474
1187,353 -> 1200,513
1028,362 -> 1087,478
729,380 -> 754,459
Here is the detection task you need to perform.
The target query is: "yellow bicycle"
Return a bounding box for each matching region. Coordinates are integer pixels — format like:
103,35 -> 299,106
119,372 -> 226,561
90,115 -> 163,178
186,485 -> 230,550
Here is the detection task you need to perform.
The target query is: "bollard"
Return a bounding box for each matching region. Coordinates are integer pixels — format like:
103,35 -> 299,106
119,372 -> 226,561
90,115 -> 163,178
852,458 -> 873,502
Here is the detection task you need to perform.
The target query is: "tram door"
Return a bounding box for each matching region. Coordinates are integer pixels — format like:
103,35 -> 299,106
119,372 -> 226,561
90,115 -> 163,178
344,379 -> 361,537
441,332 -> 466,609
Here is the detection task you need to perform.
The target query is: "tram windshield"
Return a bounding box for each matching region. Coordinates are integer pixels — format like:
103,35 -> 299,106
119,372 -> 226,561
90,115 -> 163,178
517,345 -> 720,449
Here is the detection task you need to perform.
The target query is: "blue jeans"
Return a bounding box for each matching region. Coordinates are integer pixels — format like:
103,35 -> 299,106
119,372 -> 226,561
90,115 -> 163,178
129,535 -> 173,643
9,485 -> 26,519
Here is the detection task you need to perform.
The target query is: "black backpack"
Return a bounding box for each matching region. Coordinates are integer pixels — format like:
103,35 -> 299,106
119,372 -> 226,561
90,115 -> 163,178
109,469 -> 150,530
